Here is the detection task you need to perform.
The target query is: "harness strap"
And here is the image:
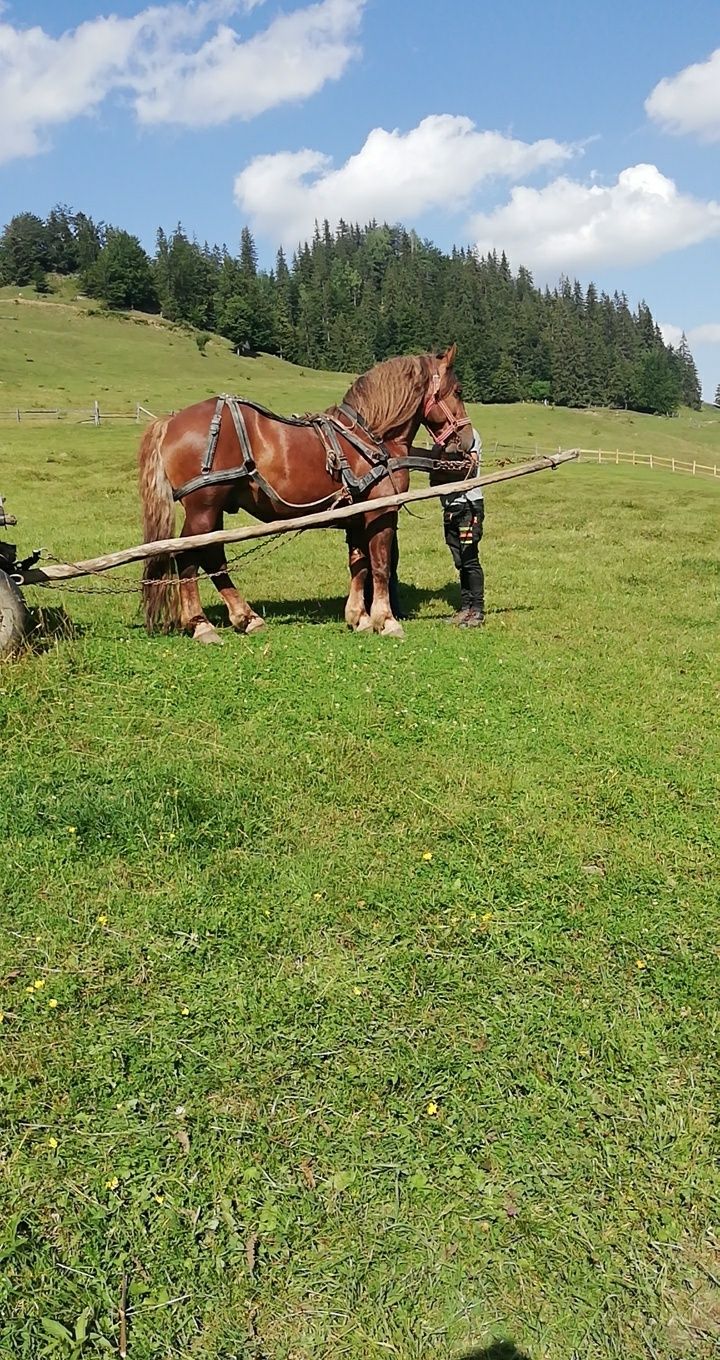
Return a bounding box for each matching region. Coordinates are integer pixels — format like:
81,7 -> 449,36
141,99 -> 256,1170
173,394 -> 474,505
201,396 -> 226,473
225,396 -> 255,471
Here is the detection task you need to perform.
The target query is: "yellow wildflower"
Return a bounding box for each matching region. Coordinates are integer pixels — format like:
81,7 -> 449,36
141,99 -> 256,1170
105,1176 -> 119,1190
154,1194 -> 164,1204
313,892 -> 323,901
0,1012 -> 4,1023
180,1006 -> 190,1016
426,1100 -> 440,1117
482,912 -> 493,923
67,826 -> 77,835
25,986 -> 35,994
422,851 -> 433,862
48,1137 -> 58,1150
47,999 -> 58,1009
96,913 -> 108,926
636,959 -> 648,970
33,979 -> 45,990
352,986 -> 362,996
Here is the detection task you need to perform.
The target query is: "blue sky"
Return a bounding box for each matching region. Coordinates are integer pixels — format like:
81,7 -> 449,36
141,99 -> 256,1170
2,0 -> 719,395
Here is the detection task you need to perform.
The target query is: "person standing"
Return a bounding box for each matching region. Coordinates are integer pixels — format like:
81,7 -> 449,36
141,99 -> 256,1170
442,427 -> 485,627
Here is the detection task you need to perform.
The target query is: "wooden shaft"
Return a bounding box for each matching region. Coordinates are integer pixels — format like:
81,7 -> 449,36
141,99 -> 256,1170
21,449 -> 579,585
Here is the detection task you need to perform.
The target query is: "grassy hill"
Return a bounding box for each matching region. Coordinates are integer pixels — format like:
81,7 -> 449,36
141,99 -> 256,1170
1,284 -> 719,1360
2,282 -> 720,463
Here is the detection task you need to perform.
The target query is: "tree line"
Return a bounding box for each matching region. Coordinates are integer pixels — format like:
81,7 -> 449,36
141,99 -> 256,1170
0,205 -> 704,415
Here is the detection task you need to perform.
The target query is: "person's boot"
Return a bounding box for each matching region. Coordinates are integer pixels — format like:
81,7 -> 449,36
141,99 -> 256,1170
448,607 -> 471,626
460,607 -> 485,628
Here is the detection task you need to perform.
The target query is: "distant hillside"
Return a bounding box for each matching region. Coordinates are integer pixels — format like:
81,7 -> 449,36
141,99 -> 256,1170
0,208 -> 704,415
1,285 -> 719,465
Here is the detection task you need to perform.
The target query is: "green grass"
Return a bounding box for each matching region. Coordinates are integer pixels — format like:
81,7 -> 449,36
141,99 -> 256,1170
0,284 -> 352,418
1,302 -> 720,1360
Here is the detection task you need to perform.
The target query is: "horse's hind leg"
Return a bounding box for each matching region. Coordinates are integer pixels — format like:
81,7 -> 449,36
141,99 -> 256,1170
177,505 -> 223,644
203,542 -> 265,635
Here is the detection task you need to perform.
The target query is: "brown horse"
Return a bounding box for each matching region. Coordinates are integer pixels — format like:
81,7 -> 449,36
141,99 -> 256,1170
138,344 -> 473,642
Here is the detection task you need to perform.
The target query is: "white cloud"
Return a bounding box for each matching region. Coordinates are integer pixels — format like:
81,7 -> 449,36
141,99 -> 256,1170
659,322 -> 684,348
234,114 -> 575,244
646,48 -> 720,141
135,0 -> 364,126
469,164 -> 720,272
0,0 -> 362,163
688,323 -> 720,345
661,321 -> 720,349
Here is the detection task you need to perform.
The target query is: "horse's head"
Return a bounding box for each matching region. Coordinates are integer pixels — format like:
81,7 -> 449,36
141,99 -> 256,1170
422,344 -> 474,456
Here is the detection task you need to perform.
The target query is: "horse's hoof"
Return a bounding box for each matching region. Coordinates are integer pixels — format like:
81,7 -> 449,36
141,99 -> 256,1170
356,614 -> 373,633
380,618 -> 405,639
193,621 -> 223,645
245,615 -> 266,635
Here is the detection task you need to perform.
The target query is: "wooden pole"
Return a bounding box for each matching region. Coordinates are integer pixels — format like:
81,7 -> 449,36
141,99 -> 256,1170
21,449 -> 579,586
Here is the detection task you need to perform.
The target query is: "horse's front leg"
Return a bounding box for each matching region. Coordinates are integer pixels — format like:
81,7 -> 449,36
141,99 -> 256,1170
366,512 -> 404,638
344,524 -> 372,632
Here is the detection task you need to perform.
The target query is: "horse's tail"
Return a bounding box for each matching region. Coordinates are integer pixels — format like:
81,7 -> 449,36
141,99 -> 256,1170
138,418 -> 180,633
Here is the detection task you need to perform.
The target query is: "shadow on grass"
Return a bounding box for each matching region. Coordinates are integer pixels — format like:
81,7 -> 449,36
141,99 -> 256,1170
205,582 -> 538,627
458,1344 -> 531,1360
25,604 -> 81,652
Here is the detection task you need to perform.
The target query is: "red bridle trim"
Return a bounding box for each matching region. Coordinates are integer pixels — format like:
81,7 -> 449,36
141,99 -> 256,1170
423,372 -> 471,446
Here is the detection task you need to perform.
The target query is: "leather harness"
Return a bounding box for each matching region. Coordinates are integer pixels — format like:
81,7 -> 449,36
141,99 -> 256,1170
171,394 -> 473,508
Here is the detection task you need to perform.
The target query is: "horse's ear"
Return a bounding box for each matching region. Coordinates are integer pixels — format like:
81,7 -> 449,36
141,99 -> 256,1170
442,342 -> 457,369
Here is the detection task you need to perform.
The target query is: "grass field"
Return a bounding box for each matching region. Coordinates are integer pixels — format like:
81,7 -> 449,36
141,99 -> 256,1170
1,296 -> 719,1360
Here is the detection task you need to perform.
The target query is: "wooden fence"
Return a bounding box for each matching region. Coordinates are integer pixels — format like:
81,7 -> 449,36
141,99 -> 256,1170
482,443 -> 719,480
577,447 -> 719,479
0,403 -> 156,426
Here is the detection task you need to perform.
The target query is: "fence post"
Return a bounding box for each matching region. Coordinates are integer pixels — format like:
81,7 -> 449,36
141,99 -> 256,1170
93,400 -> 100,427
616,448 -> 619,464
632,450 -> 636,465
693,461 -> 696,475
672,458 -> 675,472
16,408 -> 20,423
650,454 -> 653,469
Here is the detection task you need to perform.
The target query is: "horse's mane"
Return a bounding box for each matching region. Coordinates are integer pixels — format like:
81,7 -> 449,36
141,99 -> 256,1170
337,353 -> 433,438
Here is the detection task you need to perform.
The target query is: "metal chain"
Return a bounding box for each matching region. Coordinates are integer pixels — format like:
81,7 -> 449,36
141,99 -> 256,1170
31,529 -> 305,596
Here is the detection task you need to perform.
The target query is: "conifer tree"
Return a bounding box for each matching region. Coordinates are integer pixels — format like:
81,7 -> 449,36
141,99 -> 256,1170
0,213 -> 49,285
83,230 -> 158,311
674,334 -> 702,410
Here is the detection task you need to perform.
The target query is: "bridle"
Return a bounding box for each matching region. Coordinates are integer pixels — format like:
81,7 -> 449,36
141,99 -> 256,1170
423,370 -> 472,448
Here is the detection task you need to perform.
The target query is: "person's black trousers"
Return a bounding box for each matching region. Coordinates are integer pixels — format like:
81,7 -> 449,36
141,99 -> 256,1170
443,502 -> 485,614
